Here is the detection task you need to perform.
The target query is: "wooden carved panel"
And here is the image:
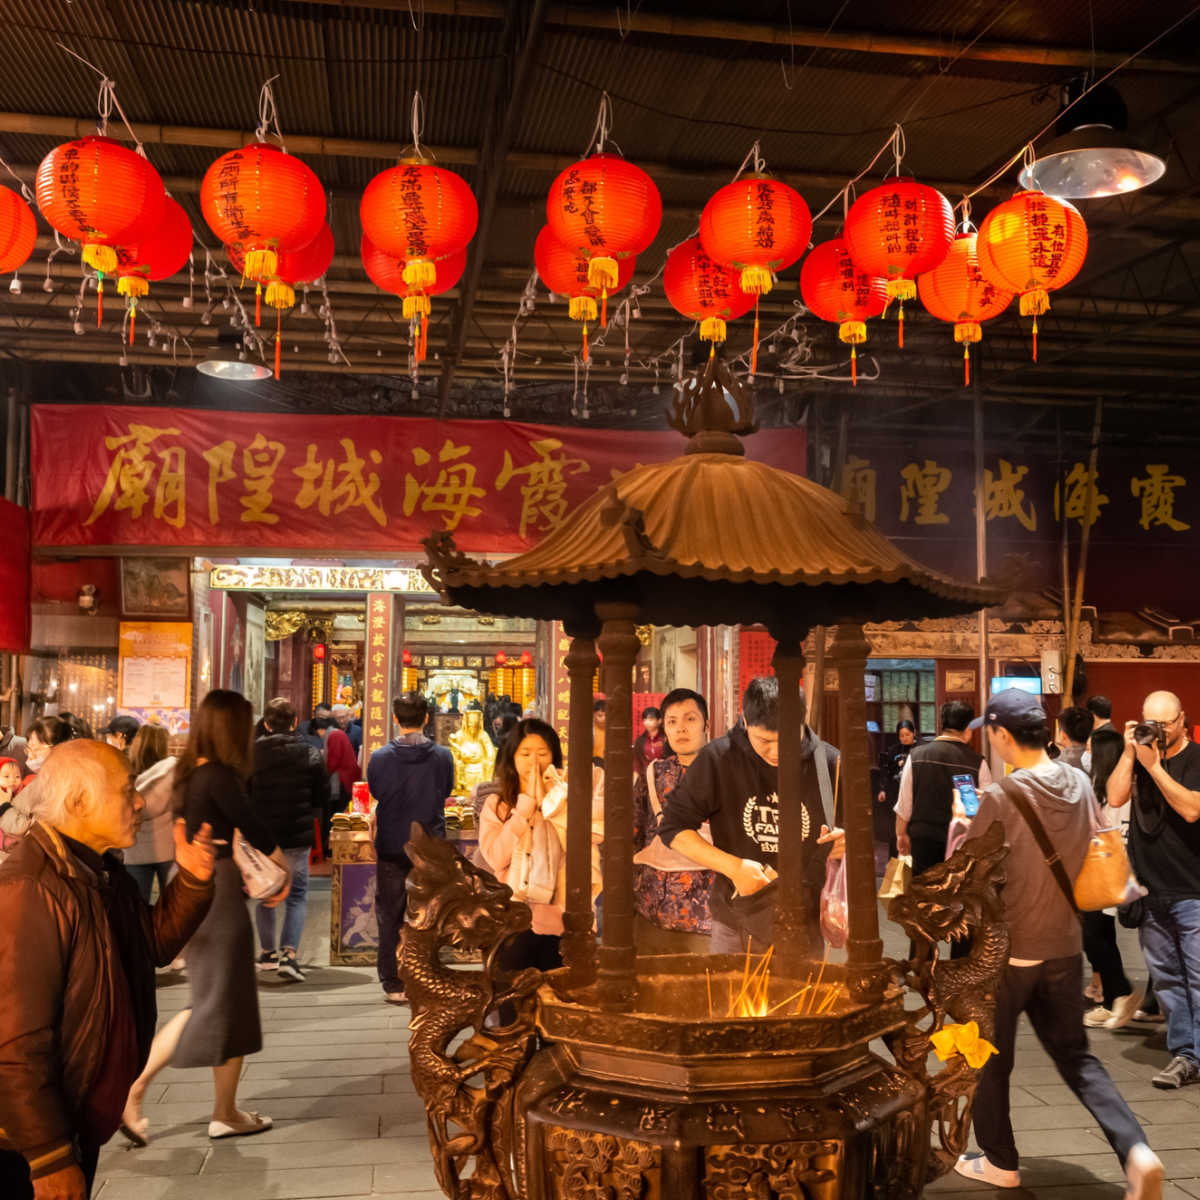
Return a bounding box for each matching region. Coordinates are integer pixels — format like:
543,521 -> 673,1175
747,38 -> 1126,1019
704,1141 -> 840,1200
545,1127 -> 661,1200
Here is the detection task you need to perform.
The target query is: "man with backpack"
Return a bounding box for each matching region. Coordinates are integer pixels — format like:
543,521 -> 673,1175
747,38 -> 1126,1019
955,688 -> 1162,1198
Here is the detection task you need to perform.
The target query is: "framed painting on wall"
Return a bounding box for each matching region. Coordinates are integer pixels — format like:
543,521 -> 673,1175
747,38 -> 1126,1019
121,558 -> 191,618
945,669 -> 976,693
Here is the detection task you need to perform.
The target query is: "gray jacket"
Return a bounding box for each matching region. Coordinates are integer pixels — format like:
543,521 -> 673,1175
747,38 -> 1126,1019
967,762 -> 1098,961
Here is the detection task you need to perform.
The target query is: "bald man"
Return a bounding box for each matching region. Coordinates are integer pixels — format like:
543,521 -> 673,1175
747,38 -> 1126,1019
1108,690 -> 1200,1090
0,741 -> 215,1199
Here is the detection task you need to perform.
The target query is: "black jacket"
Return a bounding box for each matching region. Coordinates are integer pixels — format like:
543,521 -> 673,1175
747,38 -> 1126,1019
250,733 -> 330,849
659,723 -> 839,927
367,735 -> 454,862
907,737 -> 985,842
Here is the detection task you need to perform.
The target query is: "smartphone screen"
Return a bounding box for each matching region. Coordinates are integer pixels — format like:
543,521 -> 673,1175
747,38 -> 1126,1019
953,774 -> 979,817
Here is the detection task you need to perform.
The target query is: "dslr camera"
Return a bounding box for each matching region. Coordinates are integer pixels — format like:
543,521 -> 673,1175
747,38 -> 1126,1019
1133,720 -> 1168,755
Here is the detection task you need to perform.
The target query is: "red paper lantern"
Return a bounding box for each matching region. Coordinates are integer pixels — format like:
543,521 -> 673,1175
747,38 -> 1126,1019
546,153 -> 660,315
844,178 -> 954,346
699,176 -> 811,296
918,231 -> 1015,384
520,651 -> 533,666
201,142 -> 326,281
36,137 -> 166,276
977,190 -> 1088,362
663,236 -> 755,351
115,197 -> 193,343
313,643 -> 327,662
494,651 -> 507,666
360,160 -> 477,292
800,238 -> 888,386
362,236 -> 465,310
534,226 -> 635,360
0,186 -> 37,274
402,647 -> 413,665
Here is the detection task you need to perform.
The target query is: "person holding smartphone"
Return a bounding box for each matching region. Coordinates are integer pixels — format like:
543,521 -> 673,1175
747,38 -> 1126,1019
895,699 -> 991,878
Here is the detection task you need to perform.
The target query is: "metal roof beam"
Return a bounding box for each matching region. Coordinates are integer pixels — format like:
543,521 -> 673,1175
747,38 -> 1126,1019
281,0 -> 1195,73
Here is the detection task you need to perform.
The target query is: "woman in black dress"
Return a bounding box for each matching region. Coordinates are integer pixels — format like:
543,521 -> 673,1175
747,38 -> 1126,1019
875,719 -> 917,873
121,690 -> 290,1144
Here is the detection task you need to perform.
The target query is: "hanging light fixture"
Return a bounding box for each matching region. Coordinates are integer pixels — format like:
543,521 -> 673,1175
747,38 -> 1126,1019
1019,81 -> 1166,199
197,327 -> 272,381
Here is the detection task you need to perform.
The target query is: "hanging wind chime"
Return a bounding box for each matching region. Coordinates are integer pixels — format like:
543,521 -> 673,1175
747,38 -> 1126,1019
533,225 -> 636,361
698,145 -> 811,373
917,216 -> 1015,385
976,188 -> 1087,362
799,238 -> 888,386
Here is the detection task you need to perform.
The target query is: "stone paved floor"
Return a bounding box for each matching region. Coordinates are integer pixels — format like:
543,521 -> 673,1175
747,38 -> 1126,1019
92,885 -> 1200,1198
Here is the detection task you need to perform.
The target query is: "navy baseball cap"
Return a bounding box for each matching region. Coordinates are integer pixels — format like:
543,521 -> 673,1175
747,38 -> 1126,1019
969,688 -> 1047,733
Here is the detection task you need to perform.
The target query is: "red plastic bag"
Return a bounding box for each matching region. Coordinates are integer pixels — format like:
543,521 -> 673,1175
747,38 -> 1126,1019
820,855 -> 849,949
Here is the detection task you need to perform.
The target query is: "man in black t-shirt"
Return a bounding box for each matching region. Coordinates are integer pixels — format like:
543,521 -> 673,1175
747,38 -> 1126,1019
659,676 -> 839,955
1108,689 -> 1200,1090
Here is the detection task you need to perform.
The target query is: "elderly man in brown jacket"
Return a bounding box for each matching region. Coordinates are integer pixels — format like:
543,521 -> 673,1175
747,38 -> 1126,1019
0,740 -> 215,1200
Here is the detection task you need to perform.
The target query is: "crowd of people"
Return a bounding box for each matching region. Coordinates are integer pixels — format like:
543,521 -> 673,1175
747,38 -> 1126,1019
1,673 -> 1195,1199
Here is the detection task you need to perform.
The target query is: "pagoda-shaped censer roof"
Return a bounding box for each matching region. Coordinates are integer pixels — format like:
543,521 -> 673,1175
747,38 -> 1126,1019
424,358 -> 1002,634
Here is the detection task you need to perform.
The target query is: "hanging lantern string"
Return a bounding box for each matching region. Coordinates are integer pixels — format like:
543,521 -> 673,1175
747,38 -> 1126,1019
810,124 -> 903,225
409,91 -> 427,159
255,76 -> 287,152
964,4 -> 1200,204
956,195 -> 976,234
0,150 -> 35,204
585,92 -> 614,156
890,124 -> 906,178
54,43 -> 149,157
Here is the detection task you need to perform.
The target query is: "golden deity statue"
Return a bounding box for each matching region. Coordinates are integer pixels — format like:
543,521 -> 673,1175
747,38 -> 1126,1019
448,708 -> 496,797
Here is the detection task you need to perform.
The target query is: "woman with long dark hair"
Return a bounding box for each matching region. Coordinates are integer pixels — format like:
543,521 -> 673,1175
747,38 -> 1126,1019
123,725 -> 177,904
1082,726 -> 1144,1030
121,690 -> 289,1145
478,718 -> 603,975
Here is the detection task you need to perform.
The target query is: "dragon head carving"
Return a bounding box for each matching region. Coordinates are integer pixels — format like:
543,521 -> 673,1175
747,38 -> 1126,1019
405,822 -> 533,950
889,822 -> 1008,948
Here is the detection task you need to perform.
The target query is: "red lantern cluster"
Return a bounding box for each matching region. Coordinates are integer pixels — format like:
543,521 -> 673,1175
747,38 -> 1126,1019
546,153 -> 660,326
918,231 -> 1014,384
663,237 -> 754,352
0,187 -> 37,275
976,190 -> 1087,361
360,158 -> 477,363
36,135 -> 169,321
535,225 -> 636,361
698,173 -> 811,371
114,197 -> 193,342
800,239 -> 887,386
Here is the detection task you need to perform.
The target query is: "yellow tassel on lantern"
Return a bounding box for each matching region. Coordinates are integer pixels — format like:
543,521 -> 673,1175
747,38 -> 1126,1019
568,296 -> 598,323
897,300 -> 905,348
739,265 -> 773,296
274,307 -> 282,380
587,257 -> 618,291
582,322 -> 589,363
1019,288 -> 1050,318
83,244 -> 117,274
699,316 -> 727,346
255,283 -> 262,326
96,275 -> 104,327
265,280 -> 295,311
838,321 -> 867,388
955,321 -> 982,387
420,312 -> 428,361
117,276 -> 149,300
403,293 -> 432,321
244,247 -> 278,280
1031,316 -> 1038,363
750,299 -> 760,375
128,299 -> 137,344
404,259 -> 437,289
886,277 -> 917,302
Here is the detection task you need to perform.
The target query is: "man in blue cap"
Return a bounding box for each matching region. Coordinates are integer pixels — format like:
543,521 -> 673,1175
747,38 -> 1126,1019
954,689 -> 1162,1199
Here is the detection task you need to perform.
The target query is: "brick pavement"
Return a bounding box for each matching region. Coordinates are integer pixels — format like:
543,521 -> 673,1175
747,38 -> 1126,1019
91,885 -> 1200,1198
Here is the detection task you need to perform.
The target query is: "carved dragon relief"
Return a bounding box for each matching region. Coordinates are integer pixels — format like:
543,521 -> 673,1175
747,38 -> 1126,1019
400,823 -> 545,1199
884,821 -> 1010,1182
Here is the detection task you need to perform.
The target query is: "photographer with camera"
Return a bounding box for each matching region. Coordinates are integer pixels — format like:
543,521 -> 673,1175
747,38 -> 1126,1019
1108,690 -> 1200,1089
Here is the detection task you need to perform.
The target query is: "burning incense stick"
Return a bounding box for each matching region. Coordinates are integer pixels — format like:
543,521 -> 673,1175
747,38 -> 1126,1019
805,946 -> 830,1015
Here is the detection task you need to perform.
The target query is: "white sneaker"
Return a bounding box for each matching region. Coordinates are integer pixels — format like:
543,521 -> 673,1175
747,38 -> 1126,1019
954,1153 -> 1021,1188
1125,1143 -> 1164,1200
1084,1004 -> 1114,1028
1106,988 -> 1146,1031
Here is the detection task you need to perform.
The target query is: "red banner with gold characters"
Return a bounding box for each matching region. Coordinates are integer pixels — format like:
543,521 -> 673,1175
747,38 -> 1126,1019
362,592 -> 394,765
0,497 -> 30,652
30,405 -> 807,553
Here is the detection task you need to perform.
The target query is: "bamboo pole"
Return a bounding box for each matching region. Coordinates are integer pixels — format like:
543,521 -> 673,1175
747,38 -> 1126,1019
1063,399 -> 1104,702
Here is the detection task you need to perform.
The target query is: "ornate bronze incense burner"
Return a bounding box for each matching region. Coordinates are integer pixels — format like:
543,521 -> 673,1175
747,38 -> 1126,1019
407,371 -> 1007,1199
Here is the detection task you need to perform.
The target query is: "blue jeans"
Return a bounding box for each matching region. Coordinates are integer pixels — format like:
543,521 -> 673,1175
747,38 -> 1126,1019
126,861 -> 173,904
1139,897 -> 1200,1062
255,846 -> 310,954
